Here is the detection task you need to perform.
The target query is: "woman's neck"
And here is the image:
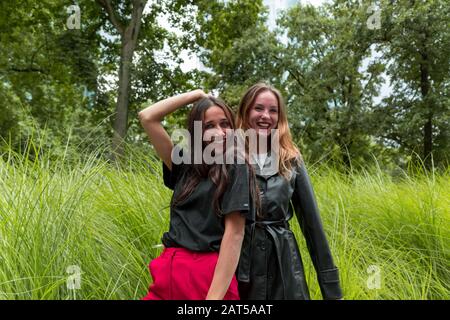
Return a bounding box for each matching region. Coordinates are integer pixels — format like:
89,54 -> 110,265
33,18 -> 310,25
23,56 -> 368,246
255,137 -> 271,155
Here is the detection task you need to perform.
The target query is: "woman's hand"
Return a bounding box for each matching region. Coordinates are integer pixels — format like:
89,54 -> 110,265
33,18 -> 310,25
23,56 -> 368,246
205,212 -> 245,300
193,89 -> 209,100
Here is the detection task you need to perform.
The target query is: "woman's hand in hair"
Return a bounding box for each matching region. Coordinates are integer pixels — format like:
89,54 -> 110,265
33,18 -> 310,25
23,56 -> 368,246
193,89 -> 209,100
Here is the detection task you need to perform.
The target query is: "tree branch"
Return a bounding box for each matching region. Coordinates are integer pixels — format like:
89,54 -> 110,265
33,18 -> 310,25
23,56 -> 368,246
9,67 -> 48,74
96,0 -> 125,35
361,72 -> 375,99
129,0 -> 147,44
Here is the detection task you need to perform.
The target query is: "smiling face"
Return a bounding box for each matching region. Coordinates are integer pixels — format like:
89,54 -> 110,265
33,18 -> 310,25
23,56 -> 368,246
248,90 -> 279,137
202,105 -> 232,154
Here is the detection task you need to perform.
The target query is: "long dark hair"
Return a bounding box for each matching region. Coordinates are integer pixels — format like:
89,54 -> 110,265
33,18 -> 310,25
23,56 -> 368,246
172,96 -> 261,217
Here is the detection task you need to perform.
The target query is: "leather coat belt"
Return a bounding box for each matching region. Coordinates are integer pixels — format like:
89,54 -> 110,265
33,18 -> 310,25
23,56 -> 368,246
237,219 -> 289,288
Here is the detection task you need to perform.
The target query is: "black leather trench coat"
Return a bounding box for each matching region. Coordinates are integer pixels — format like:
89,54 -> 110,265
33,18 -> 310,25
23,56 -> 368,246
237,154 -> 343,300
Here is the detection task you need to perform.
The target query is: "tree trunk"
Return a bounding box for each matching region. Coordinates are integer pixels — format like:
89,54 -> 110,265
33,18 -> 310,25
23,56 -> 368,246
423,113 -> 432,167
96,0 -> 146,161
420,54 -> 432,169
111,37 -> 134,160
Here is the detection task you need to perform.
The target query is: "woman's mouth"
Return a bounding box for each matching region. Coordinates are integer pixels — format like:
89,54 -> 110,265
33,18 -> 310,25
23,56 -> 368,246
256,122 -> 271,129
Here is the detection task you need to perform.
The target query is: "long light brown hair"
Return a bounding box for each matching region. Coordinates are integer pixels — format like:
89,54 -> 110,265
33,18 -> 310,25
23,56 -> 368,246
173,97 -> 260,216
236,83 -> 302,179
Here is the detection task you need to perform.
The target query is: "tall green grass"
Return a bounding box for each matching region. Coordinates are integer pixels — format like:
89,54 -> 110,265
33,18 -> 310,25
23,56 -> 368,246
294,161 -> 450,300
0,140 -> 448,299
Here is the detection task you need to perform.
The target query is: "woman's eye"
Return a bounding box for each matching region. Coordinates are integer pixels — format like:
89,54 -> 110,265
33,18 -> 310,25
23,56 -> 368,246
221,121 -> 230,128
205,124 -> 214,129
270,109 -> 278,113
254,106 -> 263,111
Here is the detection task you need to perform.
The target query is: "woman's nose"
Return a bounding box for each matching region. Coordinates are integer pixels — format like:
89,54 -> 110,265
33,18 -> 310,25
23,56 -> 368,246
219,127 -> 227,136
260,109 -> 270,119
211,125 -> 225,136
212,127 -> 226,140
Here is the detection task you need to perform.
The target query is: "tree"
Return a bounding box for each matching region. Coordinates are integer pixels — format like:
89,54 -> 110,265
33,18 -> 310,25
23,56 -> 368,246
95,0 -> 147,160
278,1 -> 385,167
0,0 -> 104,158
184,0 -> 268,102
373,0 -> 450,168
94,0 -> 206,158
1,0 -> 204,159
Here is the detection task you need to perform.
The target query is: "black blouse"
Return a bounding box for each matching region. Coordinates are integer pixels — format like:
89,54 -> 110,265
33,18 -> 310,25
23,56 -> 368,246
161,152 -> 254,252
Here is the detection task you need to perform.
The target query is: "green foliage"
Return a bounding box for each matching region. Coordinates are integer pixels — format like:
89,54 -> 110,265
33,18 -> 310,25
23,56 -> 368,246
278,2 -> 384,167
192,0 -> 449,169
0,139 -> 169,299
0,140 -> 448,299
371,0 -> 450,167
0,0 -> 449,167
294,161 -> 450,299
0,0 -> 108,156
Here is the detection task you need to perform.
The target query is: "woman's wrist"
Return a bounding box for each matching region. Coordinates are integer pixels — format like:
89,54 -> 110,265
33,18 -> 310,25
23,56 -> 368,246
205,292 -> 224,300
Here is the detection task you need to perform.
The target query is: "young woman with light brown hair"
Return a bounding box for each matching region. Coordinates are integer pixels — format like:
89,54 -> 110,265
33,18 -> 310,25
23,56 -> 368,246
235,83 -> 343,300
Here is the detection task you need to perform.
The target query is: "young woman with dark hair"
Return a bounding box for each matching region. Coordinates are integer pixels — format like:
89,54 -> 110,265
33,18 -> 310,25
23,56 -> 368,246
139,89 -> 258,300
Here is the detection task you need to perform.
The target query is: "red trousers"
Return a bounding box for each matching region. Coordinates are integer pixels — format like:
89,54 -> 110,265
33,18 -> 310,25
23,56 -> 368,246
142,247 -> 240,300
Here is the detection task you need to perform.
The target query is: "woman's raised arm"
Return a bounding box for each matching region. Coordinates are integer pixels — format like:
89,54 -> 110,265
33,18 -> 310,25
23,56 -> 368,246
138,89 -> 207,170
